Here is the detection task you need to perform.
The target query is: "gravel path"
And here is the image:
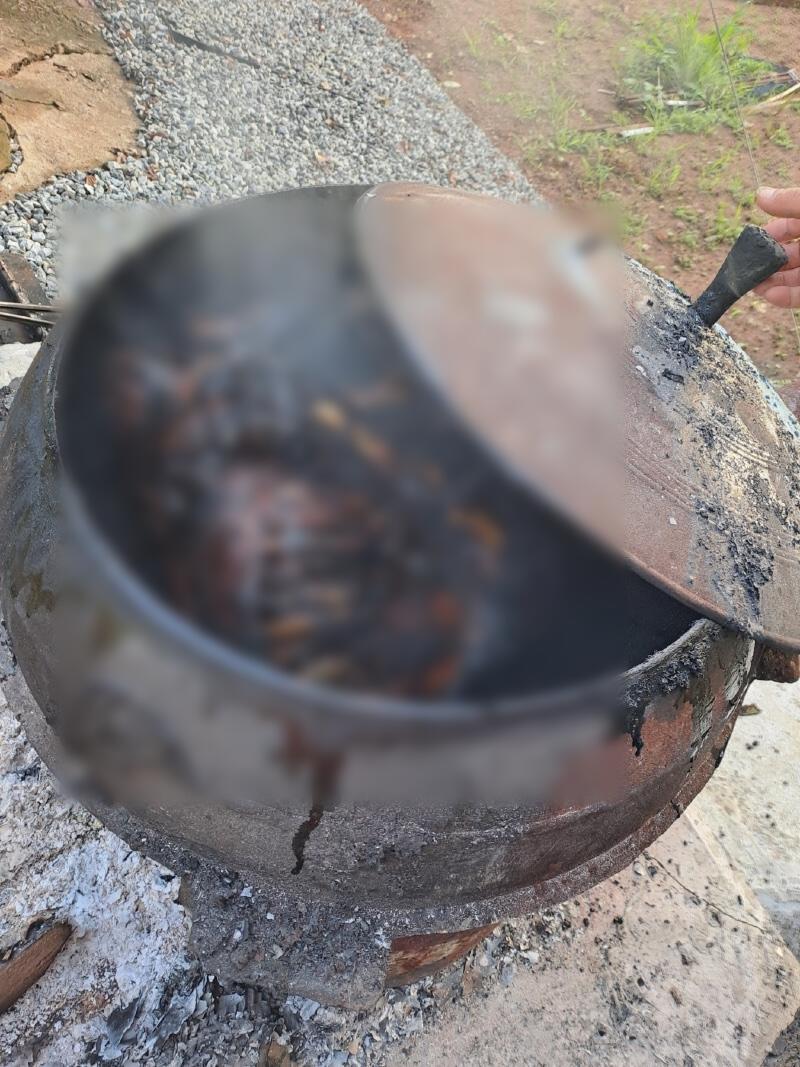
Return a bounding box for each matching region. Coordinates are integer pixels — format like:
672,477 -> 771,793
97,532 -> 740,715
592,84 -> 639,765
0,0 -> 534,291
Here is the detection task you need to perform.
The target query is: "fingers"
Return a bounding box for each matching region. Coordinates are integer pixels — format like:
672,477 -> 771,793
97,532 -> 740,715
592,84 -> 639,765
764,217 -> 800,243
750,190 -> 800,308
780,241 -> 800,271
757,186 -> 800,219
754,243 -> 800,278
755,266 -> 800,293
752,244 -> 800,296
759,285 -> 800,309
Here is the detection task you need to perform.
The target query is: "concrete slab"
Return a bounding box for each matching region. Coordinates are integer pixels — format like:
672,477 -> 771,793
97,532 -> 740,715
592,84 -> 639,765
381,814 -> 800,1067
692,679 -> 800,957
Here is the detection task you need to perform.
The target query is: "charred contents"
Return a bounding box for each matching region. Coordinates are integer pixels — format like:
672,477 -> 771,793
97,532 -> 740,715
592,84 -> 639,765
56,191 -> 698,703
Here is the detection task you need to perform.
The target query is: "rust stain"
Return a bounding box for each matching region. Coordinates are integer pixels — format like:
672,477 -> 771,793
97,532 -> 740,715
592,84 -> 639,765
756,646 -> 800,684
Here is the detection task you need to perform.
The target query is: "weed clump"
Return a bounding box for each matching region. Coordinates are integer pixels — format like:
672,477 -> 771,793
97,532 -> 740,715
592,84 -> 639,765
619,10 -> 769,132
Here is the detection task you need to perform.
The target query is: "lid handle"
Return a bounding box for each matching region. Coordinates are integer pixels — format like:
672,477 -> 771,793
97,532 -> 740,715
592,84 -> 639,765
693,224 -> 788,327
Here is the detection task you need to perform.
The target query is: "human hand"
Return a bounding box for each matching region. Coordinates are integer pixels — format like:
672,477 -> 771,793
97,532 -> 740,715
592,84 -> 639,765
754,186 -> 800,308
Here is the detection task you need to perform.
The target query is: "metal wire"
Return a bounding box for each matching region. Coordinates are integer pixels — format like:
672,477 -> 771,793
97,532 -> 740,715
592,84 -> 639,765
707,0 -> 800,353
708,0 -> 761,184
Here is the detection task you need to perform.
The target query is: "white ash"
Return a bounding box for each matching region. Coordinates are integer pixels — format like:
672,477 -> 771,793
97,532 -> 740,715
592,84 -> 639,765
0,343 -> 39,389
271,906 -> 578,1067
0,671 -> 194,1067
0,369 -> 201,1066
130,905 -> 577,1067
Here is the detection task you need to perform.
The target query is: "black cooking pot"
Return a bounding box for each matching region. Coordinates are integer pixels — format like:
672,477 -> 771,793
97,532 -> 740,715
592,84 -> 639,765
0,184 -> 793,1006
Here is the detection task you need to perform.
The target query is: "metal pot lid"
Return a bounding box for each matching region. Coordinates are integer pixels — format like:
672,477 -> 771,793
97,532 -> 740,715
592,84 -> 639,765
356,182 -> 800,652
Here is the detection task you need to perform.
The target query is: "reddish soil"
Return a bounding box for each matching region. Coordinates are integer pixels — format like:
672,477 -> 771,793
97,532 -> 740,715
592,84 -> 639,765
363,0 -> 800,409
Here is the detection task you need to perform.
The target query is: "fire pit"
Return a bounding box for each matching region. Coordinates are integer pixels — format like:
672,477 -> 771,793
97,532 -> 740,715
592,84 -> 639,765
1,184 -> 798,1007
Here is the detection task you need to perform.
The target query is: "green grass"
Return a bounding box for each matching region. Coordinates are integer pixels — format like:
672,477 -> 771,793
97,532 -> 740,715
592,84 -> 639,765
729,179 -> 755,209
554,16 -> 580,41
602,197 -> 646,241
674,204 -> 699,224
461,20 -> 528,73
774,159 -> 793,183
643,97 -> 736,134
707,201 -> 744,245
619,9 -> 769,132
463,28 -> 482,61
549,95 -> 593,152
697,148 -> 736,193
769,124 -> 794,150
645,157 -> 681,199
581,151 -> 614,196
678,228 -> 700,250
520,86 -> 603,158
498,89 -> 541,123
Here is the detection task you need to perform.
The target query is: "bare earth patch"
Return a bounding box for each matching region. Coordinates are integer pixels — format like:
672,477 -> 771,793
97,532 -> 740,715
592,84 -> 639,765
0,0 -> 137,201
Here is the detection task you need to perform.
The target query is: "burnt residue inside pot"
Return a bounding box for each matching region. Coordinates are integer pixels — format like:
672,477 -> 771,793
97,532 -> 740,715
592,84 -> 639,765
55,192 -> 699,702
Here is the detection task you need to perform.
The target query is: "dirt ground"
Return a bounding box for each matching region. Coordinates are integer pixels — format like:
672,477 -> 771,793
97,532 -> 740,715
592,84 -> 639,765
363,0 -> 800,410
0,0 -> 137,201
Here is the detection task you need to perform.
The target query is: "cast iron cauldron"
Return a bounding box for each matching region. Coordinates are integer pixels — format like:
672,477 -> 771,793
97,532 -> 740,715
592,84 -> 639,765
0,185 -> 795,1007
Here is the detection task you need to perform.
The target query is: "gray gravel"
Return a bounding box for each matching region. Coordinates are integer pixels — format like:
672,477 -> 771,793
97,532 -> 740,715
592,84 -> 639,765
0,0 -> 534,294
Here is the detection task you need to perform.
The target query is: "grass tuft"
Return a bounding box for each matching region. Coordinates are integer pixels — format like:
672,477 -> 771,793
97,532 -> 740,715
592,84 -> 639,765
619,10 -> 769,132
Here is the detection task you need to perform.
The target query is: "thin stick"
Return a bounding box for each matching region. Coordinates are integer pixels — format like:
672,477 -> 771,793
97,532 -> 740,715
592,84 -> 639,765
0,309 -> 54,328
0,300 -> 60,314
747,82 -> 800,113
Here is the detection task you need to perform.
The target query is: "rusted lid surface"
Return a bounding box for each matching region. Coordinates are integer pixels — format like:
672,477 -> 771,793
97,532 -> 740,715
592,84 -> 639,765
356,182 -> 800,651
